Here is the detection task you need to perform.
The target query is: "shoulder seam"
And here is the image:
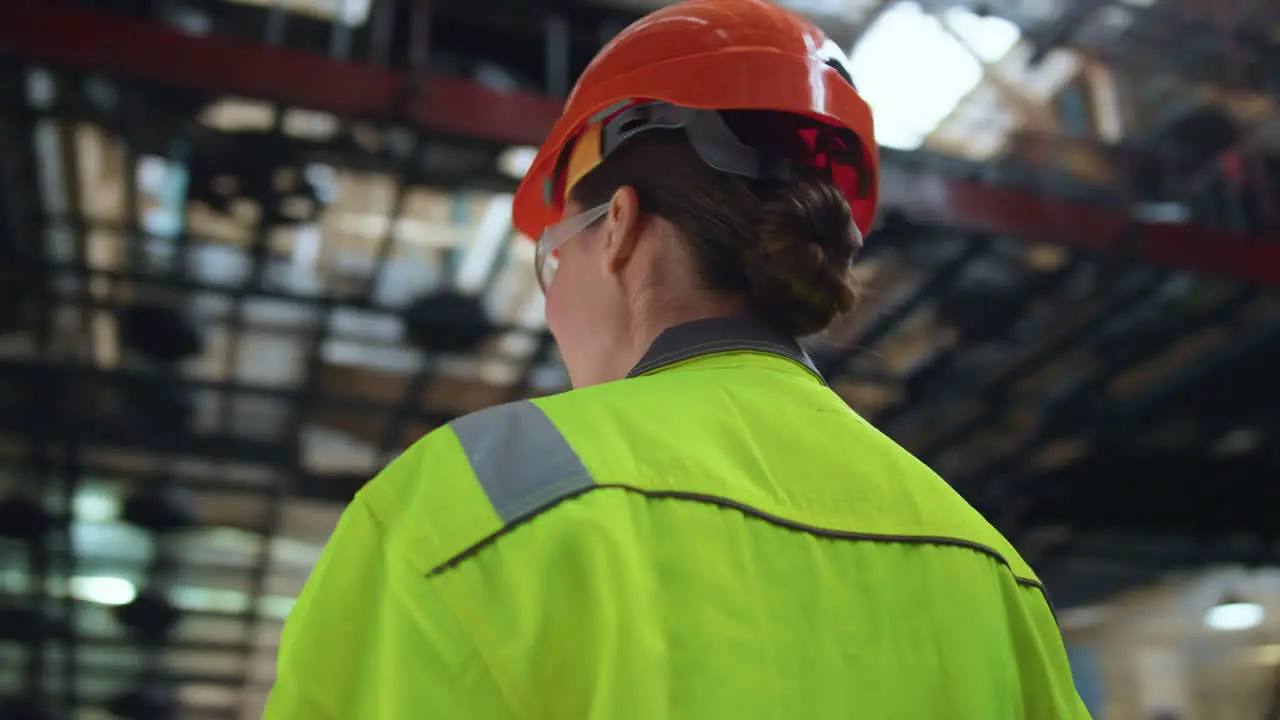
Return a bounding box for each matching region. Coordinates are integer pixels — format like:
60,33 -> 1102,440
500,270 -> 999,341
426,484 -> 1056,615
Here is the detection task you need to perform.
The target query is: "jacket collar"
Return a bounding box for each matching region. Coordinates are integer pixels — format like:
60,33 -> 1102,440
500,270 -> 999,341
626,315 -> 826,385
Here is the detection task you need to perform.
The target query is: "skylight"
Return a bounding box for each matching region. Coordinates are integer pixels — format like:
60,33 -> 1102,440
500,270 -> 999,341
849,1 -> 1022,151
225,0 -> 372,27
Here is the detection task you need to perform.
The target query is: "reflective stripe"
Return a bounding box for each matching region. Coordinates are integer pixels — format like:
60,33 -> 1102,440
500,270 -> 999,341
449,400 -> 595,524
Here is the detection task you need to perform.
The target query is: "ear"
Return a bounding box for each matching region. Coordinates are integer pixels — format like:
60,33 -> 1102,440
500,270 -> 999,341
600,186 -> 641,276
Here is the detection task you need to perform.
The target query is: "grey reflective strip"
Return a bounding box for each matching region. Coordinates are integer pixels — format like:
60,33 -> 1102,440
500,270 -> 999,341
449,400 -> 595,524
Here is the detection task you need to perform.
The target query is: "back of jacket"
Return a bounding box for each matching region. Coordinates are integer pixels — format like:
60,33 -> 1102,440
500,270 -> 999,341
267,319 -> 1090,720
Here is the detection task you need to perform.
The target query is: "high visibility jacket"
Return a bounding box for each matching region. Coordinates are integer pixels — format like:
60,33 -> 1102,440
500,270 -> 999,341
266,315 -> 1090,719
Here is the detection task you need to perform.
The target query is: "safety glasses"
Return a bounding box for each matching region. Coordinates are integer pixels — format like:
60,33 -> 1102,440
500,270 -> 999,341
535,202 -> 609,293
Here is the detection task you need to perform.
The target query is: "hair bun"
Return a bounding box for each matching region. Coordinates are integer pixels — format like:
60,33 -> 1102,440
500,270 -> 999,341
739,176 -> 863,337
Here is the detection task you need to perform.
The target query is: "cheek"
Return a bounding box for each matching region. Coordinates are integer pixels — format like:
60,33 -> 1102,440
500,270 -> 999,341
544,274 -> 571,336
544,245 -> 605,344
544,254 -> 586,340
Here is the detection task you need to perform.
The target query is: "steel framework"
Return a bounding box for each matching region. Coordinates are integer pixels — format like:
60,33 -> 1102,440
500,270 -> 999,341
2,4 -> 1278,284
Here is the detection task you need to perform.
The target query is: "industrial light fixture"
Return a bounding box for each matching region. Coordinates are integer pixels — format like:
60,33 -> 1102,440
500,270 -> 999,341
1204,594 -> 1265,631
70,576 -> 138,607
225,0 -> 372,27
497,146 -> 538,179
72,485 -> 121,523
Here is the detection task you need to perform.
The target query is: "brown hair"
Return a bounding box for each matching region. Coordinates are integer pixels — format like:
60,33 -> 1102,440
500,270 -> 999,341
568,117 -> 862,338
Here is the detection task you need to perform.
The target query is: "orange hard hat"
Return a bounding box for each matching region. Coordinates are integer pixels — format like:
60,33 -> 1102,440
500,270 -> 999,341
511,0 -> 879,242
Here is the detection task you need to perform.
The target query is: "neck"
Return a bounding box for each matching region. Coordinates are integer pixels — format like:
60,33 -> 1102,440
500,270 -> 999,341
602,294 -> 748,383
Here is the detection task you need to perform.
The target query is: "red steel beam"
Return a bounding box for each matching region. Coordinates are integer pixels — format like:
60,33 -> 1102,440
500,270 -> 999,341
1,4 -> 1277,285
0,4 -> 560,148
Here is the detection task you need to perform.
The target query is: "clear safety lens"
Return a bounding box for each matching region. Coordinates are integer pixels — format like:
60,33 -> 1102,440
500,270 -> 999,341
536,251 -> 559,293
535,202 -> 609,292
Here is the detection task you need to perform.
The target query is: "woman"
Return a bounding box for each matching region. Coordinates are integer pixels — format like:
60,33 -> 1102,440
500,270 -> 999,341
266,1 -> 1090,718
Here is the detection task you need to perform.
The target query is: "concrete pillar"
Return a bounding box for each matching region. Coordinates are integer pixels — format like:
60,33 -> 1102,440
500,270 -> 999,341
1133,646 -> 1195,720
1066,644 -> 1105,717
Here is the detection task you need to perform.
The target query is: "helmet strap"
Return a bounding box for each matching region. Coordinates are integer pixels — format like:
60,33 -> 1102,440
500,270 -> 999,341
602,101 -> 802,184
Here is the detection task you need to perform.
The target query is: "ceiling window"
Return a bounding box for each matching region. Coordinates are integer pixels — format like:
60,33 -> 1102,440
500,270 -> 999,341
225,0 -> 373,27
849,1 -> 1021,150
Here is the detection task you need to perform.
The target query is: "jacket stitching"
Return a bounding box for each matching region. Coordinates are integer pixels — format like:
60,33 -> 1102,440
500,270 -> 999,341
426,484 -> 1055,618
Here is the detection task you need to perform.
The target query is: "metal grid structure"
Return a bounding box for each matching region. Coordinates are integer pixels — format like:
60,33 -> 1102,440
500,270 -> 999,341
0,0 -> 1277,717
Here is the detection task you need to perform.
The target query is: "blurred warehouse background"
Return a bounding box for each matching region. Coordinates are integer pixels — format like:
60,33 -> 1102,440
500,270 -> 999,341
0,0 -> 1278,717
